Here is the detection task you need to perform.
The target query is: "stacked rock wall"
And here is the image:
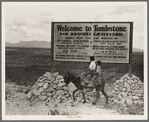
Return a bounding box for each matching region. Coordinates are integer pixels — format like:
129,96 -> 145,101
26,72 -> 71,103
111,74 -> 144,105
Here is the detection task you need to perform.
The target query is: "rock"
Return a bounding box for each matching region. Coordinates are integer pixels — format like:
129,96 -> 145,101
41,92 -> 47,96
38,78 -> 45,82
24,87 -> 31,94
127,80 -> 133,85
37,82 -> 44,87
65,94 -> 70,98
43,83 -> 49,89
115,84 -> 119,88
114,99 -> 119,104
114,87 -> 118,91
121,92 -> 127,100
116,80 -> 123,84
58,79 -> 65,83
118,83 -> 123,87
127,88 -> 131,92
45,80 -> 51,83
52,91 -> 56,96
133,100 -> 143,105
53,84 -> 58,89
54,80 -> 59,84
57,96 -> 62,101
50,77 -> 55,82
39,87 -> 44,92
132,92 -> 136,96
126,99 -> 133,105
127,95 -> 133,100
47,92 -> 53,97
57,86 -> 63,90
43,72 -> 53,77
35,82 -> 38,85
123,77 -> 127,82
27,92 -> 33,100
124,82 -> 130,89
120,98 -> 125,104
30,95 -> 37,102
46,97 -> 52,102
134,79 -> 138,83
135,94 -> 142,97
133,86 -> 140,90
134,90 -> 144,94
133,101 -> 138,104
56,90 -> 64,96
33,89 -> 40,96
137,100 -> 144,105
58,82 -> 66,87
131,84 -> 135,88
130,75 -> 137,80
46,87 -> 54,92
37,76 -> 43,81
115,80 -> 120,84
122,88 -> 126,92
64,91 -> 68,94
117,94 -> 122,101
132,96 -> 140,100
37,77 -> 47,82
39,96 -> 47,101
54,72 -> 59,77
137,79 -> 142,83
126,75 -> 131,80
87,83 -> 94,87
56,75 -> 63,80
63,86 -> 68,91
35,85 -> 40,90
77,97 -> 82,102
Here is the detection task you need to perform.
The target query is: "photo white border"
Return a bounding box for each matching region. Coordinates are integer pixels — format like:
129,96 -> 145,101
2,1 -> 148,120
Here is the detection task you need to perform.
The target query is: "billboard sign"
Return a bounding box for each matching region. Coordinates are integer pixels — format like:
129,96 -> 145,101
51,22 -> 132,63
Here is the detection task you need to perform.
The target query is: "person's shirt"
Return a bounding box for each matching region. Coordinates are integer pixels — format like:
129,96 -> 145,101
89,61 -> 96,70
96,65 -> 101,75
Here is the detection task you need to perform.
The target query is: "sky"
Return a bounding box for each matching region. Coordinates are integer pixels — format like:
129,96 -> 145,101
3,2 -> 147,50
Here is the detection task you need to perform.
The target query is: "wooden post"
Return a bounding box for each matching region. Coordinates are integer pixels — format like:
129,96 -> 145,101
51,22 -> 54,73
129,22 -> 133,76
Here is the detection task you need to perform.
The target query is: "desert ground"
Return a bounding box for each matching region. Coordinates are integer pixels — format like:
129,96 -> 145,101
5,47 -> 144,116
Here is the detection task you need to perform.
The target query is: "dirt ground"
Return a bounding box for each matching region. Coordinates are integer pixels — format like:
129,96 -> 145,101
5,83 -> 119,115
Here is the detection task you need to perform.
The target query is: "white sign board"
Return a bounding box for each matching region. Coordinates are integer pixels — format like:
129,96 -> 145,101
52,22 -> 132,63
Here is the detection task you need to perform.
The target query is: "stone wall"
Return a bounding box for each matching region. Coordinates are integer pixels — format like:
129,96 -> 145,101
110,74 -> 144,105
26,72 -> 71,103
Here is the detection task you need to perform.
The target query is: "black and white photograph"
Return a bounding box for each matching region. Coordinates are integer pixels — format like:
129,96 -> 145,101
2,1 -> 148,120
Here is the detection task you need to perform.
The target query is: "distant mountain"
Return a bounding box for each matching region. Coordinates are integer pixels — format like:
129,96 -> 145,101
6,42 -> 13,47
133,48 -> 143,52
5,41 -> 143,52
5,41 -> 51,48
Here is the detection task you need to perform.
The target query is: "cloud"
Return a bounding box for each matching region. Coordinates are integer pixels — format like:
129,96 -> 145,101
109,5 -> 144,15
5,6 -> 52,42
4,3 -> 146,50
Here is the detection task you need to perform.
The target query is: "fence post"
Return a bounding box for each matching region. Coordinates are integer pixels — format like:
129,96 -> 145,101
129,22 -> 133,76
51,22 -> 54,73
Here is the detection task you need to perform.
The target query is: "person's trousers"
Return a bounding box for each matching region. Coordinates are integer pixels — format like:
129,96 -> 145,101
81,70 -> 94,82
